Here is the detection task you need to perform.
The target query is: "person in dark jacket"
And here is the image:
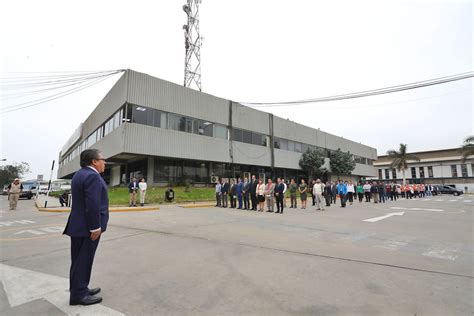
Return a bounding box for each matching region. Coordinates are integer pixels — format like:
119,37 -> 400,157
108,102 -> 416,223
378,182 -> 386,203
236,178 -> 243,209
242,178 -> 250,210
221,179 -> 229,208
324,182 -> 332,207
165,187 -> 175,202
274,178 -> 285,213
229,179 -> 236,208
331,182 -> 338,204
128,177 -> 139,207
371,182 -> 379,203
249,175 -> 258,211
63,149 -> 109,306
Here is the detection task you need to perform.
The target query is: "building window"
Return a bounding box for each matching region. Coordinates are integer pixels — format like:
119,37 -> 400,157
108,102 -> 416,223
251,132 -> 265,146
419,167 -> 425,178
242,130 -> 252,144
168,114 -> 186,132
428,166 -> 433,178
392,168 -> 397,179
451,165 -> 458,178
411,167 -> 416,178
87,132 -> 97,148
233,129 -> 243,142
131,105 -> 152,125
273,137 -> 280,149
384,169 -> 390,179
378,169 -> 382,179
461,164 -> 468,177
287,140 -> 295,152
279,138 -> 288,150
152,110 -> 167,128
295,142 -> 302,153
214,125 -> 228,140
367,159 -> 373,165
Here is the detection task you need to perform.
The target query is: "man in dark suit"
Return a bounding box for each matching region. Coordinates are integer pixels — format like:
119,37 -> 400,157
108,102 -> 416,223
249,175 -> 258,211
274,177 -> 285,214
64,149 -> 109,306
221,178 -> 229,208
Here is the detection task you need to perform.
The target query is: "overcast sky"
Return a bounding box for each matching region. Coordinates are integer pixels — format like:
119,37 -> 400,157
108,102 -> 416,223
0,0 -> 472,180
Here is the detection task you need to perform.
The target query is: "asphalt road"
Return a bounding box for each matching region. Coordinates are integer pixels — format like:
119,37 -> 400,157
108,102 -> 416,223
1,195 -> 473,315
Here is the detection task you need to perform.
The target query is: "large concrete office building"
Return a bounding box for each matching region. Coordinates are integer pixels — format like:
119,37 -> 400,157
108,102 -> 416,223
58,70 -> 377,185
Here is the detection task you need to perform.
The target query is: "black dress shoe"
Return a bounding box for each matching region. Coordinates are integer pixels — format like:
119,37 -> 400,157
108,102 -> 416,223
89,287 -> 101,296
70,295 -> 103,306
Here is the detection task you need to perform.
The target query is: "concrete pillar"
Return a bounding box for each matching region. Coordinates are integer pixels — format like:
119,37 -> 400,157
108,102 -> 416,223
147,157 -> 154,185
111,165 -> 121,187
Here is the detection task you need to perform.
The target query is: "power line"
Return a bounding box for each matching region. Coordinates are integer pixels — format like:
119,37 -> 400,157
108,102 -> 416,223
0,71 -> 123,114
0,71 -> 124,111
0,72 -> 124,100
0,70 -> 123,88
240,72 -> 474,106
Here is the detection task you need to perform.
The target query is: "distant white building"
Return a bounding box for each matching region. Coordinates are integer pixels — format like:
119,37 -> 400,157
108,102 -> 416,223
373,148 -> 474,193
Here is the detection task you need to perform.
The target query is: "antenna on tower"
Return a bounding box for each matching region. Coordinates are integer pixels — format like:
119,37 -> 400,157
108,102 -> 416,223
183,0 -> 202,91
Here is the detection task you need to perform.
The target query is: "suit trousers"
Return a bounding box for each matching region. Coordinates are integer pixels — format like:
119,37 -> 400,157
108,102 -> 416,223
243,193 -> 250,209
237,194 -> 243,209
250,193 -> 257,210
222,193 -> 228,207
70,236 -> 100,300
275,194 -> 284,213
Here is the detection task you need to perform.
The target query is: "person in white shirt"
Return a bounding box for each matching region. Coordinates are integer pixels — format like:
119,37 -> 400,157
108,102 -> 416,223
312,179 -> 325,210
363,182 -> 372,202
347,180 -> 355,205
282,178 -> 288,208
138,178 -> 147,206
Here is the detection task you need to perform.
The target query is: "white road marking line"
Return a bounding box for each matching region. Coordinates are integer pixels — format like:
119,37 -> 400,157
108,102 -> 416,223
389,207 -> 444,212
0,263 -> 124,315
448,200 -> 457,202
376,240 -> 408,251
435,199 -> 444,202
423,199 -> 432,201
463,200 -> 472,203
422,247 -> 460,261
363,212 -> 404,223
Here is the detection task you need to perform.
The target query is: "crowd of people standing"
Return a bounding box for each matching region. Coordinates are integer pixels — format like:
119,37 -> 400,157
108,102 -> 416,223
214,176 -> 438,213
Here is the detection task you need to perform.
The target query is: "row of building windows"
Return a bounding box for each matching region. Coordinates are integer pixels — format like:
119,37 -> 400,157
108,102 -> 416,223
60,103 -> 374,168
378,164 -> 472,180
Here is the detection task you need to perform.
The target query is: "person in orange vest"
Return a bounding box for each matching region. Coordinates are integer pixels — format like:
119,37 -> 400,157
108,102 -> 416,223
400,184 -> 406,198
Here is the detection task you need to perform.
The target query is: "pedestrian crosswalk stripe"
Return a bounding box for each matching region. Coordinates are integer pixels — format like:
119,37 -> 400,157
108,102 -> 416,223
448,200 -> 456,202
435,199 -> 444,201
463,200 -> 472,203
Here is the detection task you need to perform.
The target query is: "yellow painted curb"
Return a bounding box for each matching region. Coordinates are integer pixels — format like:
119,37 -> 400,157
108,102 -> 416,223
180,204 -> 215,208
37,207 -> 159,213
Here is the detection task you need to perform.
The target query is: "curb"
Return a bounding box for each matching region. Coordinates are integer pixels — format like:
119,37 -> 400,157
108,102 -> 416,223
180,204 -> 215,208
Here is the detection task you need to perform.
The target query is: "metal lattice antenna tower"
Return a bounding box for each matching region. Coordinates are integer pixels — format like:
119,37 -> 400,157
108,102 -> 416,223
183,0 -> 202,91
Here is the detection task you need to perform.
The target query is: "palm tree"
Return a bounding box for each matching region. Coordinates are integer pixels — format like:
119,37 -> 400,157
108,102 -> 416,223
460,135 -> 474,162
386,143 -> 420,185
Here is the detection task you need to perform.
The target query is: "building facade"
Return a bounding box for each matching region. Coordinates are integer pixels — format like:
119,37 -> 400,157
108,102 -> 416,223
373,148 -> 474,193
58,70 -> 377,185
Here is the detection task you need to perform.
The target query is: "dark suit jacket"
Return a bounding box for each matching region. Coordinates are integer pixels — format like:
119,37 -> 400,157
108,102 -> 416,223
275,183 -> 284,195
221,182 -> 229,194
64,167 -> 109,237
250,180 -> 258,195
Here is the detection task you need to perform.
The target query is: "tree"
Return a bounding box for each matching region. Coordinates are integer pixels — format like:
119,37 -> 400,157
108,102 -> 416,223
329,149 -> 356,179
0,162 -> 31,186
386,143 -> 419,185
460,135 -> 474,162
299,148 -> 326,180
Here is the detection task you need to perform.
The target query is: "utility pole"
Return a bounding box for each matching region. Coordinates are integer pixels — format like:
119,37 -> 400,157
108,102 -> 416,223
182,0 -> 202,91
